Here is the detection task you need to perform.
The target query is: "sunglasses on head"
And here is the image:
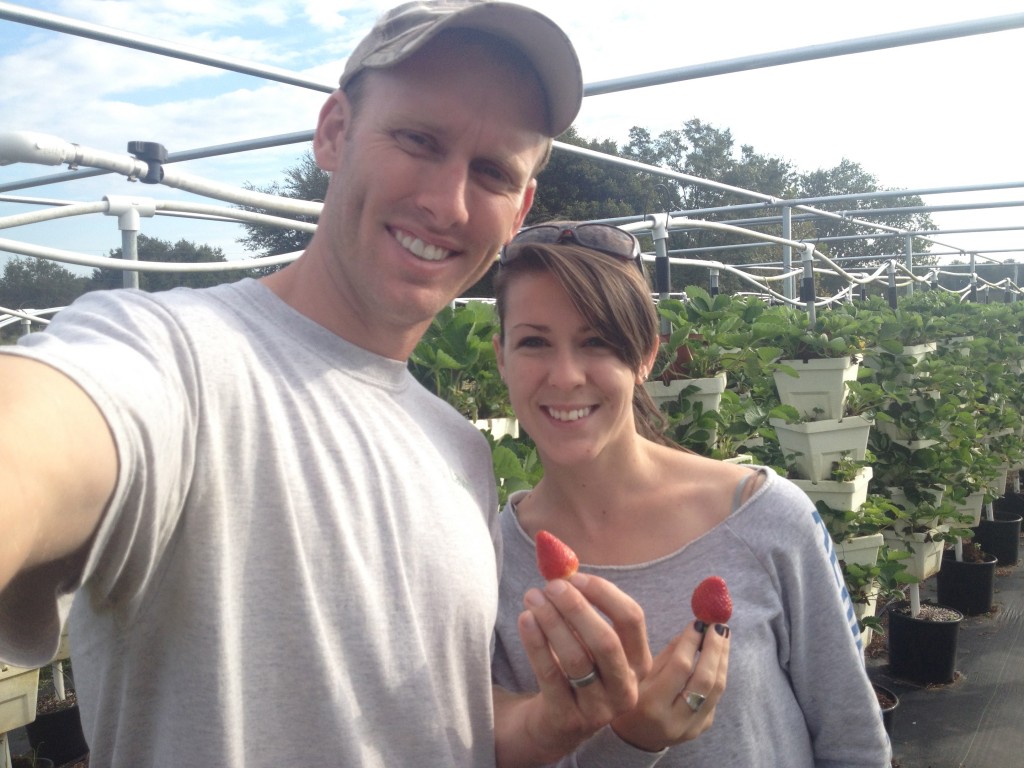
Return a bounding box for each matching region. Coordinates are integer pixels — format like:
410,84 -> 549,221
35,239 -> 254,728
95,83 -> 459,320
499,223 -> 644,272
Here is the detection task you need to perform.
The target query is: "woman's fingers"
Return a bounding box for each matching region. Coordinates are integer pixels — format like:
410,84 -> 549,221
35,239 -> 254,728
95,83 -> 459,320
569,572 -> 653,677
521,576 -> 644,718
611,620 -> 732,751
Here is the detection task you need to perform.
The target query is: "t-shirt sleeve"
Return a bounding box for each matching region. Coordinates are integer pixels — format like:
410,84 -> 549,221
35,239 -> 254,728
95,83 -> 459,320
0,290 -> 196,665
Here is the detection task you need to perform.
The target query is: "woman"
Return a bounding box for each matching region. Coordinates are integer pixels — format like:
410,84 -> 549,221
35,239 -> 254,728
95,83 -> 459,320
491,223 -> 891,766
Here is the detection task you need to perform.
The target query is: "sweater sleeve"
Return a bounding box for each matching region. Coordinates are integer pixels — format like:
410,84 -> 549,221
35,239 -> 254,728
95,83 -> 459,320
763,480 -> 891,767
553,726 -> 668,768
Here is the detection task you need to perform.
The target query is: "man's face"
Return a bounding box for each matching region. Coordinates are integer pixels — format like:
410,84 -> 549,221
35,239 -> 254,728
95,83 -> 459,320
312,38 -> 549,357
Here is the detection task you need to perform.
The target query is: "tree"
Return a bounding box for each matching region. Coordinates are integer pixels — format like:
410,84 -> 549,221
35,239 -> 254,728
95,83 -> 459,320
234,123 -> 939,301
528,126 -> 673,223
89,235 -> 239,292
237,147 -> 326,275
796,159 -> 937,294
0,256 -> 88,310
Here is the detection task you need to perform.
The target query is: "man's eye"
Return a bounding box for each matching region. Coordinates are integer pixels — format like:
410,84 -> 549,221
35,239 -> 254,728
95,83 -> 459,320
472,161 -> 512,187
394,130 -> 433,153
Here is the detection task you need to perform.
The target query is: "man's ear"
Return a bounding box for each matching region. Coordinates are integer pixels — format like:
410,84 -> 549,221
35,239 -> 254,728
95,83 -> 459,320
313,90 -> 350,172
508,179 -> 537,241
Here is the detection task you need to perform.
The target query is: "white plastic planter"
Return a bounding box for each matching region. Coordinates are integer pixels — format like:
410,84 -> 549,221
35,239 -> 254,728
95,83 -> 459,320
0,663 -> 40,733
771,415 -> 873,482
863,342 -> 937,384
900,342 -> 938,365
854,589 -> 879,650
473,417 -> 519,440
984,466 -> 1010,498
885,485 -> 946,534
952,490 -> 987,527
793,466 -> 873,513
723,453 -> 754,465
644,372 -> 727,413
882,529 -> 946,581
773,356 -> 860,421
835,532 -> 885,567
943,335 -> 973,357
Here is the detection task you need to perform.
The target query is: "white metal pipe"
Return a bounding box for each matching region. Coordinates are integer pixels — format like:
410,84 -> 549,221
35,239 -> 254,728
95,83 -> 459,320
0,1 -> 334,94
0,200 -> 109,229
0,238 -> 301,272
584,13 -> 1024,96
0,131 -> 323,217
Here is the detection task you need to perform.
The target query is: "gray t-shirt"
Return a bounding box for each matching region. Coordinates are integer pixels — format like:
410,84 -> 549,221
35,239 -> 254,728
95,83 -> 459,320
493,469 -> 891,767
0,279 -> 500,767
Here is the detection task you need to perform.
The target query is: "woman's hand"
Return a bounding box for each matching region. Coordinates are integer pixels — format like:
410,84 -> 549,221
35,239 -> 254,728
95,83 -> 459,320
610,619 -> 731,752
502,572 -> 652,763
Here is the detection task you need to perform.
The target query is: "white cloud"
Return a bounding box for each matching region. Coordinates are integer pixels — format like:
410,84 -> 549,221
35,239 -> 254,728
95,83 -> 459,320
2,0 -> 1022,264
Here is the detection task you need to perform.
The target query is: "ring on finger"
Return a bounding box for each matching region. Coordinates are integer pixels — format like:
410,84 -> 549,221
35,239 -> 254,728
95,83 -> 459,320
567,668 -> 599,689
683,690 -> 707,712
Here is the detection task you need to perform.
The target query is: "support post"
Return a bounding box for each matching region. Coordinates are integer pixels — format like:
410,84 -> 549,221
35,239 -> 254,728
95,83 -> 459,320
970,252 -> 978,302
904,233 -> 914,295
782,206 -> 793,300
648,213 -> 671,336
104,195 -> 156,290
800,243 -> 816,326
887,260 -> 898,309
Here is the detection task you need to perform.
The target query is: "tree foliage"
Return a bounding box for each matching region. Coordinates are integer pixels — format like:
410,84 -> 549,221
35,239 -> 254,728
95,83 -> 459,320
797,159 -> 936,265
89,234 -> 239,292
235,121 -> 938,298
0,256 -> 88,310
529,126 -> 679,223
237,148 -> 326,275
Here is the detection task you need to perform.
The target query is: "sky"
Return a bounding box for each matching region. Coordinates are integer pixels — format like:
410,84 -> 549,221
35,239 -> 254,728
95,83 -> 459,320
1,0 -> 1022,277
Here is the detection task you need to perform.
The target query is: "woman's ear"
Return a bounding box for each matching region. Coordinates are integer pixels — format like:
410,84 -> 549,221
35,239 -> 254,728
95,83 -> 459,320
493,333 -> 505,380
638,337 -> 660,383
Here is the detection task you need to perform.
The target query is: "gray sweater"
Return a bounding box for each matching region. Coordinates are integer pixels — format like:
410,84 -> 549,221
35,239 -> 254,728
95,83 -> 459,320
492,469 -> 891,767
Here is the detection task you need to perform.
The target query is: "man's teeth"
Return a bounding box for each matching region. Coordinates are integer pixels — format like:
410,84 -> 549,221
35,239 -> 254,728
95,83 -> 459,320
547,406 -> 592,422
395,230 -> 451,261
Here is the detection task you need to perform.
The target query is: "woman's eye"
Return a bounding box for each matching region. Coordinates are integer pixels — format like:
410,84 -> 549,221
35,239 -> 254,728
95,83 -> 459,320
515,336 -> 546,349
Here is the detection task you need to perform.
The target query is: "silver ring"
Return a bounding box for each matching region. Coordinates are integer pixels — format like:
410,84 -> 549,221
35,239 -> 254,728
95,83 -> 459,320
567,669 -> 599,689
684,690 -> 707,712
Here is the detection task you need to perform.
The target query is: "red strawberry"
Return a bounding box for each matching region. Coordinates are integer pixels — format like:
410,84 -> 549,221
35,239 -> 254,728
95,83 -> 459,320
691,575 -> 733,625
535,530 -> 579,581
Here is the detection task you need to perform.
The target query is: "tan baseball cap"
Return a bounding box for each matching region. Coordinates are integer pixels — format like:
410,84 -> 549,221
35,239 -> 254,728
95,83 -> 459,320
339,0 -> 583,137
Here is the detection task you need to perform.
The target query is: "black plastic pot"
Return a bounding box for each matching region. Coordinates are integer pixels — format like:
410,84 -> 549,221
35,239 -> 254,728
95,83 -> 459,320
887,601 -> 963,686
972,509 -> 1022,566
25,702 -> 89,766
936,549 -> 998,615
873,683 -> 899,738
994,490 -> 1024,516
11,759 -> 54,768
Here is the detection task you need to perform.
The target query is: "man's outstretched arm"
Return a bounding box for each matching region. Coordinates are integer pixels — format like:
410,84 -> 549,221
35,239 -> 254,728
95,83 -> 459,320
0,355 -> 117,594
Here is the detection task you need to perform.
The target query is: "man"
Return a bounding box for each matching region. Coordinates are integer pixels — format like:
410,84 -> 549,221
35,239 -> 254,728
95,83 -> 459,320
0,2 -> 647,765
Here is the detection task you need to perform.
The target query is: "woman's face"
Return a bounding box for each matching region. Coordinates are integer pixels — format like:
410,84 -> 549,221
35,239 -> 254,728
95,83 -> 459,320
495,269 -> 644,468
